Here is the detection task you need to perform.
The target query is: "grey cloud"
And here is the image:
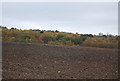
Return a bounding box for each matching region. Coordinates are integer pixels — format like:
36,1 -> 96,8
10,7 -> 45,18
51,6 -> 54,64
1,2 -> 118,35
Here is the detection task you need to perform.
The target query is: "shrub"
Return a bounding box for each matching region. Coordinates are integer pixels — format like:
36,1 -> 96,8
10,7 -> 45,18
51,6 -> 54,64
72,36 -> 88,45
82,37 -> 118,48
41,34 -> 54,44
64,40 -> 74,46
56,34 -> 66,41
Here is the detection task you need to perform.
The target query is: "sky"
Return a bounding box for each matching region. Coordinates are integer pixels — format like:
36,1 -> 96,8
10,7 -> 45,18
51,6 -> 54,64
1,2 -> 118,35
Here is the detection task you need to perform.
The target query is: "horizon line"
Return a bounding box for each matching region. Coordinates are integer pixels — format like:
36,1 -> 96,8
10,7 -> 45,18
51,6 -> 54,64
0,25 -> 118,36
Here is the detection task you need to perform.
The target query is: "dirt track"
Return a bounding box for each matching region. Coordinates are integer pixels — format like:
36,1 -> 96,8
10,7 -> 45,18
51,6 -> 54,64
2,42 -> 118,79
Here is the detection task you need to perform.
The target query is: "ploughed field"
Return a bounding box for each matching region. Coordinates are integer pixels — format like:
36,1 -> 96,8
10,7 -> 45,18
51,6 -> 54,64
2,42 -> 118,79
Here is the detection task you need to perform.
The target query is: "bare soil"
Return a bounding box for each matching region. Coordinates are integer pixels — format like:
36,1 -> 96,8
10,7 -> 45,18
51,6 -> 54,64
2,42 -> 118,79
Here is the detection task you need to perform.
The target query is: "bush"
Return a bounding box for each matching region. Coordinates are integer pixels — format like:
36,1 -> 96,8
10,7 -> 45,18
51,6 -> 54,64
2,26 -> 119,48
82,37 -> 118,48
41,34 -> 54,44
72,36 -> 88,45
56,34 -> 66,41
64,40 -> 74,46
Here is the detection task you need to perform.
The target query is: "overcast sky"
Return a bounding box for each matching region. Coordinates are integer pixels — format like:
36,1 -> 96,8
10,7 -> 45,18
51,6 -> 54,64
1,2 -> 118,35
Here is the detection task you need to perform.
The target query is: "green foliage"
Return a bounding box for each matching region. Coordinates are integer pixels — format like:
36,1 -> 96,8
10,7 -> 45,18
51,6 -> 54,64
55,30 -> 59,32
2,27 -> 119,48
56,34 -> 66,41
41,34 -> 54,43
63,37 -> 73,41
40,31 -> 44,34
72,36 -> 88,45
83,37 -> 118,48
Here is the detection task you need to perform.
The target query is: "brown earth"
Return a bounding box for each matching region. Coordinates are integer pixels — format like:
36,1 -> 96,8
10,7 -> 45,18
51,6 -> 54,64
2,42 -> 118,79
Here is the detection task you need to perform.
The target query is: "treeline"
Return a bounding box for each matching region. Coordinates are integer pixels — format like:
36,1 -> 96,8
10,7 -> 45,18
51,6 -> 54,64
1,26 -> 119,48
